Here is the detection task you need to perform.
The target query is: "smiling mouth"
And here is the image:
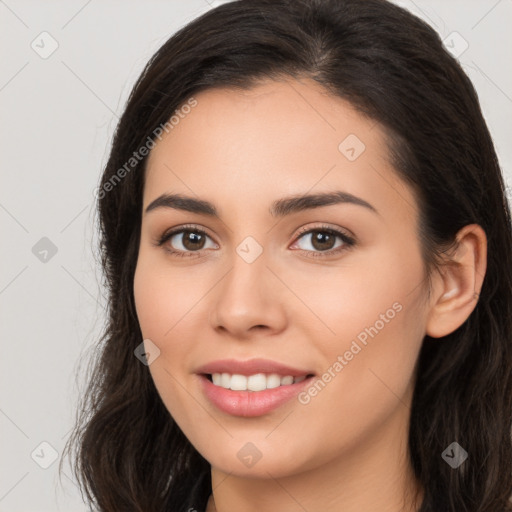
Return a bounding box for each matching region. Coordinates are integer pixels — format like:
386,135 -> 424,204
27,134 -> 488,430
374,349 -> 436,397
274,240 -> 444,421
203,372 -> 315,392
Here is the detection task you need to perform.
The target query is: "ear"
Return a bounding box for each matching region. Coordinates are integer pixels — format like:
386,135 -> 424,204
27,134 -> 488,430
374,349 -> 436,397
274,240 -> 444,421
426,224 -> 487,338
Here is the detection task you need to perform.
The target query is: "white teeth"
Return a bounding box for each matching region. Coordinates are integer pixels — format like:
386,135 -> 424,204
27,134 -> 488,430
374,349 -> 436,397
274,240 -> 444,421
209,372 -> 308,391
230,374 -> 247,390
247,373 -> 267,391
266,374 -> 281,389
220,372 -> 231,388
280,375 -> 294,385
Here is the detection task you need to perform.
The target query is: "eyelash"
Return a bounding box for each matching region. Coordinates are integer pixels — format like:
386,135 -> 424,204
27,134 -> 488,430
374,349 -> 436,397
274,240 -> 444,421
155,223 -> 356,260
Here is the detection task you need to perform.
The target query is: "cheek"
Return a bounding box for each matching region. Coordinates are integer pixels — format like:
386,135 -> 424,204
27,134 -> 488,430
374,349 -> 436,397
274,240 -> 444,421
292,243 -> 426,413
133,253 -> 204,342
288,241 -> 425,351
133,258 -> 203,425
289,296 -> 425,474
134,262 -> 167,341
133,256 -> 190,398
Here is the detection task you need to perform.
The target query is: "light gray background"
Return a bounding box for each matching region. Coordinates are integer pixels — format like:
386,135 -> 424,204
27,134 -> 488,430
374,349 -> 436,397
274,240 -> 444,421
1,1 -> 511,510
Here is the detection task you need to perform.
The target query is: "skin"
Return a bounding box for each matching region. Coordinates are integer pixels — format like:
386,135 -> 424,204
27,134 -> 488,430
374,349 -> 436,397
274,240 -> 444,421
133,77 -> 487,512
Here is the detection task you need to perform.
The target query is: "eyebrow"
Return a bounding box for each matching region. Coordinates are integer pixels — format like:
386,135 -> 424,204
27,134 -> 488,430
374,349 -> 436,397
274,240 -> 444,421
145,191 -> 378,217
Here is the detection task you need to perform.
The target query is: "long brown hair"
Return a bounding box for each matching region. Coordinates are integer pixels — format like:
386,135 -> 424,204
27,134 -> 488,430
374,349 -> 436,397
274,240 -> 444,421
62,1 -> 512,510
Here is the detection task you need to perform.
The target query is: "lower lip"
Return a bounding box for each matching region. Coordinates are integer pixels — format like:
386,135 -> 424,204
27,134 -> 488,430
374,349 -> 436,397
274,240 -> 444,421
198,374 -> 314,417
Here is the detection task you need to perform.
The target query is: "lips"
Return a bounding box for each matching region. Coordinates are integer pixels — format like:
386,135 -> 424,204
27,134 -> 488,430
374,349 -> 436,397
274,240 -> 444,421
195,358 -> 314,377
195,358 -> 316,417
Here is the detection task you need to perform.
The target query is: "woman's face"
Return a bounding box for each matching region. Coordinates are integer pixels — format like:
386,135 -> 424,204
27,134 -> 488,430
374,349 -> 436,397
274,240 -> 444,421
134,77 -> 431,478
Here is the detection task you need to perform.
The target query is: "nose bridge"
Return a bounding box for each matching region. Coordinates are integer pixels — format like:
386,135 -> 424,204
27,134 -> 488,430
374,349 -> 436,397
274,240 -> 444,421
220,239 -> 269,308
210,237 -> 286,334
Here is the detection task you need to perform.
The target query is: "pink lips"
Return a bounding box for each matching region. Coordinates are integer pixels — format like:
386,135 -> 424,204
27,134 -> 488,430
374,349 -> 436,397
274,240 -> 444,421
195,358 -> 315,417
195,358 -> 313,377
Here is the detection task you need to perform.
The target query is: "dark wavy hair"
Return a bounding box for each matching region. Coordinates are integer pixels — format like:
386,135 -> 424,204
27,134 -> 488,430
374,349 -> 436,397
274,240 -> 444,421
61,0 -> 512,510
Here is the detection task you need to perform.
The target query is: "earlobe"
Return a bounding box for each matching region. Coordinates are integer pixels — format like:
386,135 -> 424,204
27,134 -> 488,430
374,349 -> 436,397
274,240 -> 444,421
425,224 -> 487,339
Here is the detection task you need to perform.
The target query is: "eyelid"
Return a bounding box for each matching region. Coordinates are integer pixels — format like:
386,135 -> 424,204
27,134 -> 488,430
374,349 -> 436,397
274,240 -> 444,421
293,222 -> 355,242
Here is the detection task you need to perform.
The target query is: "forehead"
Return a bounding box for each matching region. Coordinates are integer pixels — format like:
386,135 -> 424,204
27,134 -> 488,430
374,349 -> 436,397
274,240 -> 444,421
143,77 -> 417,223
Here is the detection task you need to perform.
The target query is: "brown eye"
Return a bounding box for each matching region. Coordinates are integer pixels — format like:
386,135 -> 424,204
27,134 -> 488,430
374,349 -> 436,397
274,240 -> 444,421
157,225 -> 218,256
294,229 -> 345,252
309,231 -> 337,251
179,230 -> 206,251
290,226 -> 356,258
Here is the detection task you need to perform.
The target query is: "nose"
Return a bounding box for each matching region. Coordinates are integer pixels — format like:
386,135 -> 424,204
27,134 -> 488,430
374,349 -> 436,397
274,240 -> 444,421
209,248 -> 288,340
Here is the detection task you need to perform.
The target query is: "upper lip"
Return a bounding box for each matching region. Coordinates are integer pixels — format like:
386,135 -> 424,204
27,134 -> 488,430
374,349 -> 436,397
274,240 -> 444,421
195,358 -> 315,377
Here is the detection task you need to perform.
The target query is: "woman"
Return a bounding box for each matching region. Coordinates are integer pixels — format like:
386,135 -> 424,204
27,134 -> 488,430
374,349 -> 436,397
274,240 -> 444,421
62,0 -> 512,510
